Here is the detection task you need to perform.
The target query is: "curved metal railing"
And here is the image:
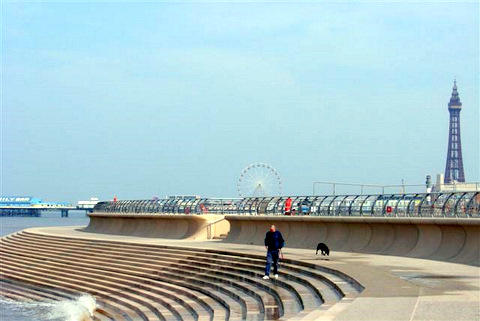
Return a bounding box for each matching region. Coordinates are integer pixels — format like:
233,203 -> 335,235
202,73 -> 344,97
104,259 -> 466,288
93,192 -> 480,218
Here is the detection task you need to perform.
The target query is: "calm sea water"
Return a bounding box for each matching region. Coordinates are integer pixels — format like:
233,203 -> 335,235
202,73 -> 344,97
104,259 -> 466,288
0,211 -> 91,320
0,211 -> 90,237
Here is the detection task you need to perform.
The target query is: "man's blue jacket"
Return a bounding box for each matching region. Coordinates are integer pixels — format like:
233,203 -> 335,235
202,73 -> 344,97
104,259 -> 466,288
264,231 -> 285,251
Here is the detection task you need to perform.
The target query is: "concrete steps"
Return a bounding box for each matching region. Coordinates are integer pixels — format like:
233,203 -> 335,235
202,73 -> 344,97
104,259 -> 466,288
0,231 -> 363,320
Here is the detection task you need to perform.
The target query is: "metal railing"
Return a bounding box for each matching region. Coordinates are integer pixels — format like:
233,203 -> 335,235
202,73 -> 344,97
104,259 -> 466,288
312,181 -> 480,195
93,192 -> 480,218
93,198 -> 242,215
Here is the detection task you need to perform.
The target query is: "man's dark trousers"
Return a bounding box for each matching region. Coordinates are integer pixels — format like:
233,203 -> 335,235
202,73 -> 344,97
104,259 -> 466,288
265,250 -> 279,276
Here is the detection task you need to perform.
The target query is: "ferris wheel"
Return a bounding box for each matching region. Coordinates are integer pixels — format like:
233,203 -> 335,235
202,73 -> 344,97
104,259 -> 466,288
237,163 -> 282,197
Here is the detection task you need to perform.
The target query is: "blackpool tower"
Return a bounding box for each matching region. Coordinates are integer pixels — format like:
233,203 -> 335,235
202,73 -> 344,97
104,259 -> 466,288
444,80 -> 465,183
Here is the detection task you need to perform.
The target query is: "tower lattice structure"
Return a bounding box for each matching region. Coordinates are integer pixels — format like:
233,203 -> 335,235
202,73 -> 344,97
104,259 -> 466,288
444,80 -> 465,183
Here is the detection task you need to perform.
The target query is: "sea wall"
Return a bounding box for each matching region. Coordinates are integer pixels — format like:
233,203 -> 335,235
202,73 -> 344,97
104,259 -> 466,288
84,212 -> 479,265
84,213 -> 230,240
223,215 -> 480,266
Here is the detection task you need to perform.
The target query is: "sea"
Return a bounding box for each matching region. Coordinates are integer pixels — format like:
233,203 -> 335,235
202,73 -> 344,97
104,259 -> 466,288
0,211 -> 93,321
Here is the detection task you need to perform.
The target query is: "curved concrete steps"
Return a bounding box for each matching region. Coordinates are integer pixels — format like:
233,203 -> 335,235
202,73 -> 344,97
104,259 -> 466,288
0,231 -> 363,320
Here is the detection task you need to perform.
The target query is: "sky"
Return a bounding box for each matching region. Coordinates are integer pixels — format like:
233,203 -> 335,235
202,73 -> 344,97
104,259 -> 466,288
1,1 -> 479,203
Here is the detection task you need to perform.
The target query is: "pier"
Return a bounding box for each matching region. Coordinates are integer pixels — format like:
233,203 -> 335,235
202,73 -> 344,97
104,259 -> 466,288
0,196 -> 97,217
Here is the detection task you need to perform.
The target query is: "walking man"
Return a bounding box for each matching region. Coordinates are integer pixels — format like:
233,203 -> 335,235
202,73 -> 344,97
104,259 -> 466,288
263,224 -> 284,280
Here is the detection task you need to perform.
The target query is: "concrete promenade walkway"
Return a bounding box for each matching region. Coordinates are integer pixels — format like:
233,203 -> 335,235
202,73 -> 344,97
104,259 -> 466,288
21,225 -> 480,321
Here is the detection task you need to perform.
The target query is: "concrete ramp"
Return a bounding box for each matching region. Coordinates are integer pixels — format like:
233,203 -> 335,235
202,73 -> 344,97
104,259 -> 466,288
223,215 -> 480,266
84,213 -> 230,240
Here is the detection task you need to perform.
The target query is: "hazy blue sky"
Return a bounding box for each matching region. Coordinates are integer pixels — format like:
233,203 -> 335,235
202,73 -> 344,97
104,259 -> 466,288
2,1 -> 479,202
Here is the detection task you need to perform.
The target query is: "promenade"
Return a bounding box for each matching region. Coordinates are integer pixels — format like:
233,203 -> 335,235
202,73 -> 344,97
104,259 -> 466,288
2,192 -> 479,320
5,225 -> 479,321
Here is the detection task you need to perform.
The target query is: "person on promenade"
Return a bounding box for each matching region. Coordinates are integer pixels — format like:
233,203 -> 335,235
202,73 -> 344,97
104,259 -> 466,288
263,225 -> 284,280
284,197 -> 292,215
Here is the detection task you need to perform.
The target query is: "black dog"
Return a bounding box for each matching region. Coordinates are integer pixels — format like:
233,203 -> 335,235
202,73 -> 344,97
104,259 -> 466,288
316,243 -> 330,256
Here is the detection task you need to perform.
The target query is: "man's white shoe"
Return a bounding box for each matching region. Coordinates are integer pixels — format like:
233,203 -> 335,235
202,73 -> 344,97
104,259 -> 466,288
262,275 -> 270,280
274,274 -> 279,279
